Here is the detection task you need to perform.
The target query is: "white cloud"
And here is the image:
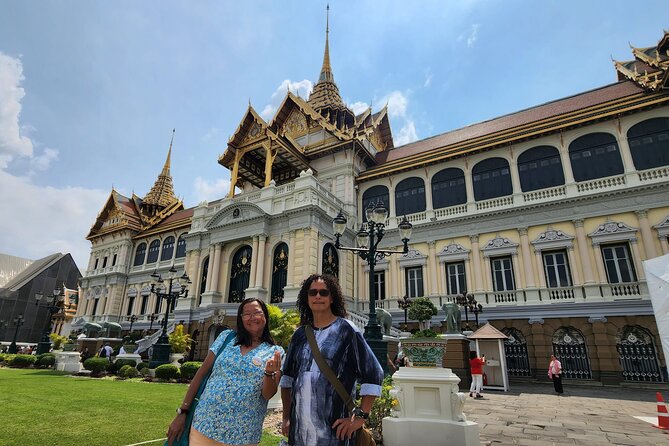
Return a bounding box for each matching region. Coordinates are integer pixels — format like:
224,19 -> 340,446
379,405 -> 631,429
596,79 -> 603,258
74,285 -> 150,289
395,121 -> 418,146
29,147 -> 59,171
424,72 -> 433,88
348,101 -> 369,115
0,51 -> 107,271
193,176 -> 231,202
0,170 -> 107,271
260,79 -> 313,120
458,24 -> 480,48
0,52 -> 33,168
384,91 -> 409,119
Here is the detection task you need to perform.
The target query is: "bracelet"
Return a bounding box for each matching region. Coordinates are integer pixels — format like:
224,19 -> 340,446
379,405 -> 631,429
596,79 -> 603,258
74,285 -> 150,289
264,371 -> 276,377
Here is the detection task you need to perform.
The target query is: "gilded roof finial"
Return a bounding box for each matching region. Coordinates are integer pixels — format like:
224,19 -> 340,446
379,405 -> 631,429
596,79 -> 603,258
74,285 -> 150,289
319,4 -> 333,84
143,128 -> 178,209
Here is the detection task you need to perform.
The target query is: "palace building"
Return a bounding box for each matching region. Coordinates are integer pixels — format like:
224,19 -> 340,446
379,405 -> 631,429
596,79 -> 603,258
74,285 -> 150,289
75,20 -> 669,383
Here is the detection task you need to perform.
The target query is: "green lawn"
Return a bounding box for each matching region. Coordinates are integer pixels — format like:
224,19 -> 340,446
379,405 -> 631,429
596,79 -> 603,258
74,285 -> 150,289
0,368 -> 283,446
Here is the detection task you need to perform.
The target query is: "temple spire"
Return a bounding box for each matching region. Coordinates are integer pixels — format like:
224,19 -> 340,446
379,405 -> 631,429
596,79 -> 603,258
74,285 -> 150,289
319,4 -> 334,83
143,129 -> 178,210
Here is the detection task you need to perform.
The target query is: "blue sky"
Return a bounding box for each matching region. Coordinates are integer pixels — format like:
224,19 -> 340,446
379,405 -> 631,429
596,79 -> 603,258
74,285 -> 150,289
0,0 -> 666,270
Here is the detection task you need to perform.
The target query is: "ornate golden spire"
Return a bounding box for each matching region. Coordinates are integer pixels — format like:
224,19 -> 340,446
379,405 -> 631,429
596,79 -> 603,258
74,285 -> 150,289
308,4 -> 346,112
143,129 -> 178,209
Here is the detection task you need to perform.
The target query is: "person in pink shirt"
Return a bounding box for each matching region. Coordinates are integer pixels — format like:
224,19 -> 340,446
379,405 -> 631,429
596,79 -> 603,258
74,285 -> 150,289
548,354 -> 563,395
469,351 -> 485,398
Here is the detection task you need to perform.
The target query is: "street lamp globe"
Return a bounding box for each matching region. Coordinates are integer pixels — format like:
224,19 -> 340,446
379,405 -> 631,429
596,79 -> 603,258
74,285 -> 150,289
365,201 -> 375,222
372,200 -> 388,224
356,227 -> 369,248
333,211 -> 347,236
398,216 -> 413,243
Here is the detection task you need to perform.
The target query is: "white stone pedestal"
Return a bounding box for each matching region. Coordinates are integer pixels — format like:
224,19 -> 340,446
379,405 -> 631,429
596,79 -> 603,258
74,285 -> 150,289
54,351 -> 82,373
382,367 -> 479,446
115,353 -> 142,365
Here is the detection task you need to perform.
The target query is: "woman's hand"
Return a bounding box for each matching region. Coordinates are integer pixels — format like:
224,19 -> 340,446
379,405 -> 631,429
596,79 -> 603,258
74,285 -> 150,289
332,416 -> 366,440
166,413 -> 187,446
265,350 -> 282,382
281,416 -> 290,436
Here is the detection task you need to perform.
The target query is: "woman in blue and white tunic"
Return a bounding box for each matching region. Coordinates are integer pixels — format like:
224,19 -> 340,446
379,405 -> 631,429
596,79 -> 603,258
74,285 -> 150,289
166,298 -> 284,446
280,274 -> 384,446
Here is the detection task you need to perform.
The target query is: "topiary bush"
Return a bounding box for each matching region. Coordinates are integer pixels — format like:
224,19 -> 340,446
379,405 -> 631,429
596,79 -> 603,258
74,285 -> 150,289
83,357 -> 109,376
155,363 -> 179,381
0,353 -> 15,364
180,361 -> 202,380
121,365 -> 140,379
114,358 -> 137,371
35,353 -> 56,368
408,297 -> 438,330
9,354 -> 37,368
139,367 -> 151,378
136,361 -> 148,370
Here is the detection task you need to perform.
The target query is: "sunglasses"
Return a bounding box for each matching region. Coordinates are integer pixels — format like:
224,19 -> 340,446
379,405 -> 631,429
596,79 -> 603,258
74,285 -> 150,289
241,311 -> 265,321
308,288 -> 331,297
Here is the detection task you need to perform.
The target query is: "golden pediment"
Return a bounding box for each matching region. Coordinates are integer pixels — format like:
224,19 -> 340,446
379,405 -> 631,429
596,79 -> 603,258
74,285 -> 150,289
283,109 -> 308,138
242,122 -> 264,143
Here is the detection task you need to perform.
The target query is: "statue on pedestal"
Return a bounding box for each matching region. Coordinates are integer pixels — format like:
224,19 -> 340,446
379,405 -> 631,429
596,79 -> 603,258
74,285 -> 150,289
442,302 -> 461,334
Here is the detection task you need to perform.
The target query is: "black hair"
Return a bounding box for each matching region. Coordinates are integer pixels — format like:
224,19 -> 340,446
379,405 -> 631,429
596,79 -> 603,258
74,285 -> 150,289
235,297 -> 276,347
470,350 -> 478,360
297,274 -> 347,326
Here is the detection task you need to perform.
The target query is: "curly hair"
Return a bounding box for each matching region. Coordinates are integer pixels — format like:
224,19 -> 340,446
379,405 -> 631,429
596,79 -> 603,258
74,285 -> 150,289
235,297 -> 276,347
297,274 -> 347,326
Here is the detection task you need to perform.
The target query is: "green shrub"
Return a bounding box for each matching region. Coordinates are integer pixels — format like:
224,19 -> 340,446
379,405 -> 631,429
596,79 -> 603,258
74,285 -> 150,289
83,357 -> 109,376
35,353 -> 56,368
408,297 -> 438,329
139,367 -> 151,377
107,360 -> 120,375
411,328 -> 439,338
368,376 -> 394,440
268,305 -> 300,349
0,353 -> 15,364
180,361 -> 202,380
136,361 -> 148,370
168,324 -> 191,354
155,364 -> 179,380
121,366 -> 140,378
114,358 -> 137,370
9,354 -> 37,368
49,333 -> 68,350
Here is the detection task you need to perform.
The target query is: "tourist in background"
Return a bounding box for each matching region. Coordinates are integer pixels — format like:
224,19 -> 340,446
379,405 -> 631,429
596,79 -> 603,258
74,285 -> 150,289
469,351 -> 485,398
548,354 -> 564,395
280,274 -> 383,446
165,297 -> 283,446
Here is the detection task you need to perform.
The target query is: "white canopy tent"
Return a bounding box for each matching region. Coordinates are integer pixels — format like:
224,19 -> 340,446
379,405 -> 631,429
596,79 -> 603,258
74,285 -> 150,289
643,254 -> 669,371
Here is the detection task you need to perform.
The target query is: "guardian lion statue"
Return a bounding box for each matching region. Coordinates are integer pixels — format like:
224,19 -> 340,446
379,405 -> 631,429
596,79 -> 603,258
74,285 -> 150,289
442,302 -> 462,334
376,307 -> 393,335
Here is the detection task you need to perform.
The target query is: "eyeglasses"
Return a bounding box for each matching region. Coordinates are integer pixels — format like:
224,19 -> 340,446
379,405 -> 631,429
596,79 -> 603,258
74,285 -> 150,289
308,288 -> 331,297
241,311 -> 265,321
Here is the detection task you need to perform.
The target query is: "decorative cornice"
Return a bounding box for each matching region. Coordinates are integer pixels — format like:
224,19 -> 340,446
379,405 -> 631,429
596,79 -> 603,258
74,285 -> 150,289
588,221 -> 638,245
481,235 -> 519,257
532,228 -> 574,251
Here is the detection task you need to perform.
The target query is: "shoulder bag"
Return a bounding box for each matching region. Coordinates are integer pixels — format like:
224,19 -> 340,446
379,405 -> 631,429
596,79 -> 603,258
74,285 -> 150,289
305,326 -> 375,446
167,330 -> 236,446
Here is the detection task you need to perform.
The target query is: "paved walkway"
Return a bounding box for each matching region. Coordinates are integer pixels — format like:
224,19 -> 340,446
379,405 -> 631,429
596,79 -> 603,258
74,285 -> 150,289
465,382 -> 669,445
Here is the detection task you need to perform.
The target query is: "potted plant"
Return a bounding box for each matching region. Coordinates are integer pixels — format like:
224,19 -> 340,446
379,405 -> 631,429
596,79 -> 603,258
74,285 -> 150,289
49,333 -> 68,351
401,298 -> 447,367
168,324 -> 192,365
122,331 -> 142,354
62,333 -> 78,351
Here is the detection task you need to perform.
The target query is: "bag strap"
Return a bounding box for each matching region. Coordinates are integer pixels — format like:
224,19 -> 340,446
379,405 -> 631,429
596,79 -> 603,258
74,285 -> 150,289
305,325 -> 354,413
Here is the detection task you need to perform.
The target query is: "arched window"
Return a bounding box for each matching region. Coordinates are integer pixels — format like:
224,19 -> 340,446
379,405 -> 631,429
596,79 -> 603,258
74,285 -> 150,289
322,243 -> 339,278
431,168 -> 466,209
552,327 -> 592,379
362,185 -> 389,222
518,146 -> 565,192
472,158 -> 512,201
270,243 -> 289,303
133,243 -> 146,266
146,239 -> 161,263
175,234 -> 187,258
616,325 -> 663,382
627,117 -> 669,170
161,236 -> 175,261
198,257 -> 209,306
569,133 -> 623,181
395,177 -> 426,216
229,246 -> 252,303
501,327 -> 531,377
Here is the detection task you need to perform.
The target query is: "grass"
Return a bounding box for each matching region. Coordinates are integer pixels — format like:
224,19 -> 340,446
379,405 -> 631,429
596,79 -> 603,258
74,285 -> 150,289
0,368 -> 283,446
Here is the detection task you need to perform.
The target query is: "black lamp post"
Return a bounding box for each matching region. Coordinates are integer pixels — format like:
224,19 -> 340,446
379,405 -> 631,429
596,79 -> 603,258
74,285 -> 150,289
148,313 -> 159,332
8,315 -> 25,354
128,314 -> 138,333
456,290 -> 483,330
35,287 -> 64,355
333,201 -> 412,373
148,265 -> 191,368
398,295 -> 412,331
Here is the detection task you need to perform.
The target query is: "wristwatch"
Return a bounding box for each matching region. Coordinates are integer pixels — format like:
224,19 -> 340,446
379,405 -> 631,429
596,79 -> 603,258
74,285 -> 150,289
176,407 -> 189,415
352,407 -> 369,420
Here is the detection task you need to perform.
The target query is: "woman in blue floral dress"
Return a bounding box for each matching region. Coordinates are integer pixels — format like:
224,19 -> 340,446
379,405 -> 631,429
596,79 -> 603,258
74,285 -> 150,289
166,298 -> 284,446
280,274 -> 384,446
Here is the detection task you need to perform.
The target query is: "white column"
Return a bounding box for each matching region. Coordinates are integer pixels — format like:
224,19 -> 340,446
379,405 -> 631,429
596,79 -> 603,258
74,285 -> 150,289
635,210 -> 657,259
287,231 -> 296,286
255,235 -> 267,287
519,228 -> 536,288
470,235 -> 483,292
574,219 -> 595,284
630,239 -> 646,280
566,247 -> 581,285
249,236 -> 259,288
591,243 -> 607,284
302,228 -> 312,277
534,250 -> 547,288
204,245 -> 215,292
428,241 -> 438,295
390,252 -> 399,300
211,244 -> 222,293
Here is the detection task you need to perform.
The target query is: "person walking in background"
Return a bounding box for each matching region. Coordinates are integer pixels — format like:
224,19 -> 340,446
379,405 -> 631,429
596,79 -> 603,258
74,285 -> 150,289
280,274 -> 384,446
469,351 -> 485,398
165,297 -> 283,446
548,354 -> 564,395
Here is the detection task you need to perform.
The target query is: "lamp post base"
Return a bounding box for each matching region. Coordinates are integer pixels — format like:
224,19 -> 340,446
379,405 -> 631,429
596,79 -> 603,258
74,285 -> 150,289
8,342 -> 18,354
149,342 -> 171,369
365,337 -> 389,375
36,340 -> 52,355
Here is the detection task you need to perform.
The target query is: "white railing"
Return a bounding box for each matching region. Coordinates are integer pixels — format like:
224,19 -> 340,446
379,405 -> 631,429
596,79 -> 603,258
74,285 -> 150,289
638,166 -> 669,181
576,174 -> 625,193
476,196 -> 514,211
523,185 -> 566,202
433,205 -> 467,218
